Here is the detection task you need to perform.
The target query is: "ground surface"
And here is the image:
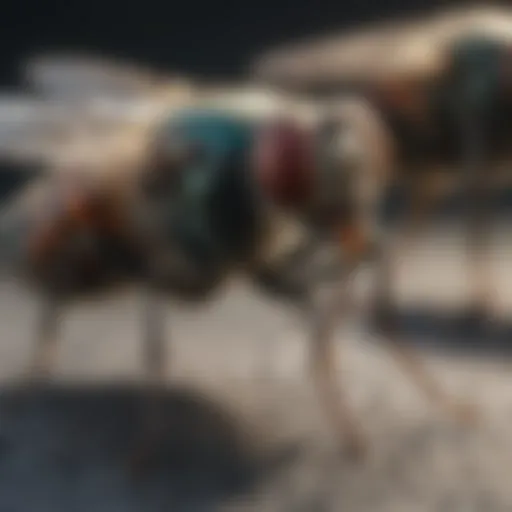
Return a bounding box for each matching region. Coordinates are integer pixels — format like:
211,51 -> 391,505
1,221 -> 512,511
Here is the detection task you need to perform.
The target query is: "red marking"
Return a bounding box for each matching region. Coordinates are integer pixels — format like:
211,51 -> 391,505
253,117 -> 315,208
28,180 -> 127,269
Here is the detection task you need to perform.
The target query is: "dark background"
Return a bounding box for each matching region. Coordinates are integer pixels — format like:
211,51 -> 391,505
0,0 -> 485,86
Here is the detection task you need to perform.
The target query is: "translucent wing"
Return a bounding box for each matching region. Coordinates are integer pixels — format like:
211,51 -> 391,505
0,95 -> 77,165
0,94 -> 136,168
23,53 -> 169,101
0,53 -> 196,177
0,75 -> 195,170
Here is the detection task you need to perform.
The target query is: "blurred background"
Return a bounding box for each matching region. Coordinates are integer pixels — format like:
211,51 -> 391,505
0,0 -> 473,82
0,1 -> 511,511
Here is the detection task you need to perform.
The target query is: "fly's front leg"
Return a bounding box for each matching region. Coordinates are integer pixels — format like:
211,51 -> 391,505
253,259 -> 366,460
305,286 -> 367,460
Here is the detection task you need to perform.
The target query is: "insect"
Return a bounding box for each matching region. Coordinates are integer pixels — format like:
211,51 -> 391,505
0,55 -> 382,464
253,5 -> 512,329
0,53 -> 478,465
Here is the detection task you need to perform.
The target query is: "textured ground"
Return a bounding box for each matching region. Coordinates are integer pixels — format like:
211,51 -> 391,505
0,222 -> 512,511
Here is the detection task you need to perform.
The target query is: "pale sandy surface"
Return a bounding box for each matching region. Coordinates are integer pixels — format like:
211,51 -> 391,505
0,222 -> 512,511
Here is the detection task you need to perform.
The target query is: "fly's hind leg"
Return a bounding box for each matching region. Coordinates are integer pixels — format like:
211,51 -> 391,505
128,286 -> 169,474
8,294 -> 61,413
27,295 -> 61,385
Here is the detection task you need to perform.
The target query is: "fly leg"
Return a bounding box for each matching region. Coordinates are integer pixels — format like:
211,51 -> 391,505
128,286 -> 169,475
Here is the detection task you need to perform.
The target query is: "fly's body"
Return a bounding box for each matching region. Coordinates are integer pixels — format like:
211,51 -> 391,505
0,51 -> 480,469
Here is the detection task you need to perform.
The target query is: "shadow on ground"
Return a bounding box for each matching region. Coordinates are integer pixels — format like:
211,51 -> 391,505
368,304 -> 512,359
0,383 -> 298,512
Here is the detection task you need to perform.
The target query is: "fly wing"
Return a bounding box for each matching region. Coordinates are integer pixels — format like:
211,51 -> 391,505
0,54 -> 197,178
23,53 -> 165,100
0,95 -> 78,166
0,94 -> 138,170
21,52 -> 196,139
22,53 -> 195,105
